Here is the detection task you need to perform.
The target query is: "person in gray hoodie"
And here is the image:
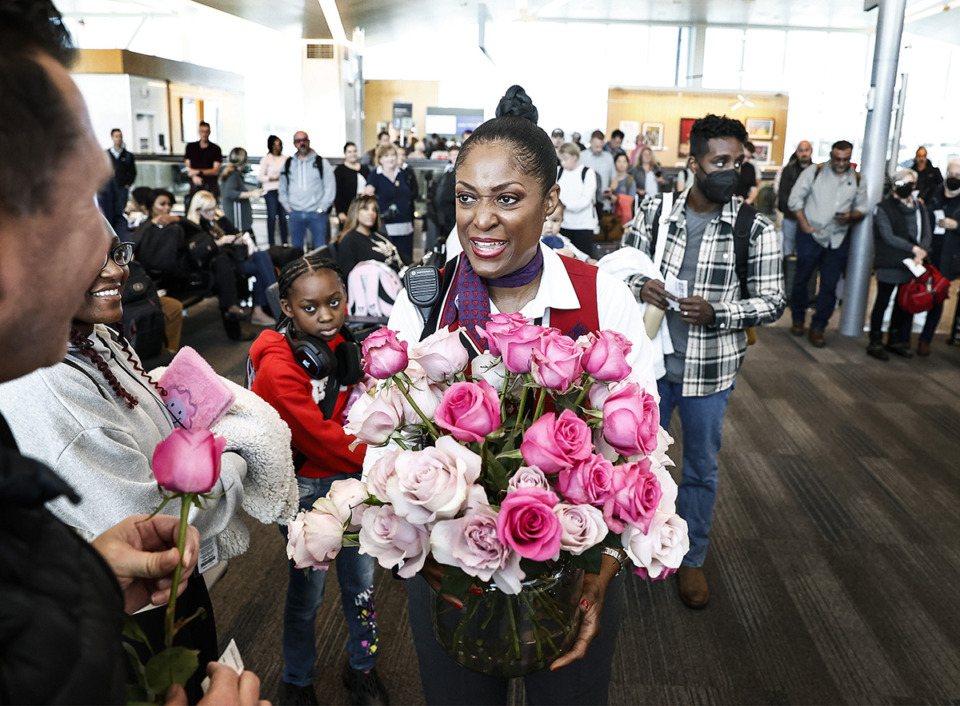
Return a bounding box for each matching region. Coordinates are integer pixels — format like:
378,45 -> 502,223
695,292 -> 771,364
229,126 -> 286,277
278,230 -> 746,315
279,130 -> 336,250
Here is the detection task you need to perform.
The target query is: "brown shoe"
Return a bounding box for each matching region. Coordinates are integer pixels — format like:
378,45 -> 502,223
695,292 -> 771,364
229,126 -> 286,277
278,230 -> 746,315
808,328 -> 826,348
917,341 -> 931,357
677,566 -> 709,609
790,321 -> 805,336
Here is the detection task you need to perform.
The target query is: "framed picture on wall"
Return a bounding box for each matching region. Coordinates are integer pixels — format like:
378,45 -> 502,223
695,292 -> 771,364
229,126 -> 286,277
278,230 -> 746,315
746,118 -> 774,140
752,141 -> 772,164
641,122 -> 664,150
678,118 -> 696,158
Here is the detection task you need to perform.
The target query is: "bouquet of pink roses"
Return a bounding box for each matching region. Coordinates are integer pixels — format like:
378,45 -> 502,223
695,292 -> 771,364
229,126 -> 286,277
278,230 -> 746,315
286,313 -> 688,675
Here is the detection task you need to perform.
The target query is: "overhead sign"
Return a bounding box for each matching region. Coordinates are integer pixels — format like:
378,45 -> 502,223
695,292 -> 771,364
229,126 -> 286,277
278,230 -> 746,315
392,102 -> 413,131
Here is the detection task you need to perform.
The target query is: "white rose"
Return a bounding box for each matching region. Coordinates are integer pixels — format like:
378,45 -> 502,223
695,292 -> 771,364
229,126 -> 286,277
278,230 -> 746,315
407,328 -> 470,382
554,502 -> 609,555
621,511 -> 689,579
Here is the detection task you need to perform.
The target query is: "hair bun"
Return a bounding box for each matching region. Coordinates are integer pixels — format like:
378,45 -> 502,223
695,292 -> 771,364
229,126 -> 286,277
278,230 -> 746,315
495,85 -> 539,124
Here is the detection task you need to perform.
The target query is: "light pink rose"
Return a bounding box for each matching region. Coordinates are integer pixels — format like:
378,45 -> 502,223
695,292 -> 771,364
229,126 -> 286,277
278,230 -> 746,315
579,330 -> 633,382
601,383 -> 660,458
479,312 -> 532,357
362,328 -> 409,379
431,504 -> 524,592
554,502 -> 608,555
622,512 -> 689,580
344,390 -> 403,447
286,509 -> 344,570
530,330 -> 583,392
396,378 -> 444,427
496,487 -> 562,562
385,436 -> 482,525
434,380 -> 501,443
152,428 -> 226,494
364,449 -> 398,502
520,409 -> 593,474
358,504 -> 430,578
314,478 -> 369,531
507,466 -> 551,493
408,328 -> 470,382
556,453 -> 615,506
471,352 -> 508,394
602,459 -> 662,533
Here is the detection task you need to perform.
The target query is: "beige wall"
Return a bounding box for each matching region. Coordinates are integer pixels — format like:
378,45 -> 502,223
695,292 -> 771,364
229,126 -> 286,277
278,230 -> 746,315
607,88 -> 790,167
363,80 -> 439,151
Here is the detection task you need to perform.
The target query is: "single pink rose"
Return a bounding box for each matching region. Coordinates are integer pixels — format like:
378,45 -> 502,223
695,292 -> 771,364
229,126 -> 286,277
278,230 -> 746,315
622,512 -> 689,580
285,509 -> 344,570
579,330 -> 633,382
407,328 -> 470,382
344,390 -> 403,446
479,312 -> 532,357
520,409 -> 593,474
530,330 -> 583,392
556,453 -> 616,506
602,459 -> 662,533
152,428 -> 226,494
358,504 -> 430,578
362,328 -> 409,379
601,383 -> 660,458
554,502 -> 608,555
365,449 -> 399,502
496,487 -> 562,562
434,380 -> 501,443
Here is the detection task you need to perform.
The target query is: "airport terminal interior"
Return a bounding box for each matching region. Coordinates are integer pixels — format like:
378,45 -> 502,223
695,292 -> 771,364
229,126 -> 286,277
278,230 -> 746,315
14,0 -> 960,703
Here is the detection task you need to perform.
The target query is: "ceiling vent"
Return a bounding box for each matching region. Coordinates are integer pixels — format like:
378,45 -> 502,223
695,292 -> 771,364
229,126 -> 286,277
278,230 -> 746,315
306,44 -> 335,60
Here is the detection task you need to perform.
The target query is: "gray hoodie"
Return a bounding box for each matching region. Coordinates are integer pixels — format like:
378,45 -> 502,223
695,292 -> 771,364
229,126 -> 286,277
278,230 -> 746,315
278,149 -> 336,213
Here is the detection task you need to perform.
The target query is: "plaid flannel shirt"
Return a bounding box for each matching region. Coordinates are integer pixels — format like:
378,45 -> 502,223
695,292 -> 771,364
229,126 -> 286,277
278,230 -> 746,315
622,190 -> 785,397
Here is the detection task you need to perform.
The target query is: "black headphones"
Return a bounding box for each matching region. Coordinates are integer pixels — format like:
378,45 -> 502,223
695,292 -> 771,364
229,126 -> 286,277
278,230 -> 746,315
284,326 -> 364,386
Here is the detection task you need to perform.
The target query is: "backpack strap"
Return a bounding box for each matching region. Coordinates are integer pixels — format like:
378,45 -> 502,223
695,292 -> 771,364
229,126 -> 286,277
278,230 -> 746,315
581,166 -> 589,183
733,202 -> 758,300
281,156 -> 292,178
314,155 -> 324,184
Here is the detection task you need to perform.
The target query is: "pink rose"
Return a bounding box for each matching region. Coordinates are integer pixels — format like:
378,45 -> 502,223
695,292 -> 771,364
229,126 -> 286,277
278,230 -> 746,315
507,466 -> 551,493
286,509 -> 344,570
362,328 -> 409,379
365,449 -> 398,502
434,380 -> 501,443
385,436 -> 482,525
530,330 -> 583,392
431,505 -> 524,593
579,331 -> 633,382
479,312 -> 532,357
520,409 -> 593,474
314,478 -> 369,531
407,328 -> 470,382
358,504 -> 430,578
152,428 -> 226,494
556,453 -> 615,506
554,503 -> 608,555
601,383 -> 660,458
602,459 -> 662,533
344,390 -> 403,447
622,512 -> 689,580
496,487 -> 562,562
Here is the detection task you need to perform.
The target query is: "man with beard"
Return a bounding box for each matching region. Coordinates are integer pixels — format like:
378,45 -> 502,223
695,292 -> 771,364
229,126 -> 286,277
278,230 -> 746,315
776,140 -> 813,257
279,130 -> 336,250
621,114 -> 785,609
912,147 -> 943,205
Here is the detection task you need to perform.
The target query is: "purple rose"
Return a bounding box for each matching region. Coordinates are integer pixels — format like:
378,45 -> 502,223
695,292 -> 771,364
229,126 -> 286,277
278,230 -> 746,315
358,504 -> 430,578
556,453 -> 616,506
602,459 -> 662,533
362,328 -> 409,379
496,487 -> 562,562
507,466 -> 551,493
520,409 -> 593,474
434,380 -> 501,443
430,505 -> 525,593
579,330 -> 633,382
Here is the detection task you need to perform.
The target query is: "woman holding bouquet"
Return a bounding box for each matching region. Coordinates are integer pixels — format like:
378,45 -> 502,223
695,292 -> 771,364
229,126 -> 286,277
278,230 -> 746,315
386,85 -> 657,704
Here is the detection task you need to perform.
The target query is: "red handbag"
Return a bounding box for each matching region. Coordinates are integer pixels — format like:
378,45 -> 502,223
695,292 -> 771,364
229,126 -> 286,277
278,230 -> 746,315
897,264 -> 950,314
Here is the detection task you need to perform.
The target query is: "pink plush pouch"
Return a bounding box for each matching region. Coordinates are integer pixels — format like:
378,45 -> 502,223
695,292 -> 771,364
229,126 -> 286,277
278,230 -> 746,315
157,347 -> 235,430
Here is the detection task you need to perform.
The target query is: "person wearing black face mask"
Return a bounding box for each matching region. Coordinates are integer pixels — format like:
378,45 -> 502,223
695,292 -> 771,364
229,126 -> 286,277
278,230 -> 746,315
917,157 -> 960,355
621,114 -> 785,610
866,168 -> 932,361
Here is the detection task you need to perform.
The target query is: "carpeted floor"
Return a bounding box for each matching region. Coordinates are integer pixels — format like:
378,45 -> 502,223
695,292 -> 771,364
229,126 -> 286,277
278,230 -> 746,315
161,297 -> 960,705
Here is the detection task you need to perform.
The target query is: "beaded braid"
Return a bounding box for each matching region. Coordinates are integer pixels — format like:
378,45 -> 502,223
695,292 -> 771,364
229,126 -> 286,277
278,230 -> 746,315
276,254 -> 345,331
112,323 -> 168,398
69,327 -> 140,409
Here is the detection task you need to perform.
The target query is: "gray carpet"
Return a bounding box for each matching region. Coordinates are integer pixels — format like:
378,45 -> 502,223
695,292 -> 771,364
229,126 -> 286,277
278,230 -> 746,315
163,299 -> 960,705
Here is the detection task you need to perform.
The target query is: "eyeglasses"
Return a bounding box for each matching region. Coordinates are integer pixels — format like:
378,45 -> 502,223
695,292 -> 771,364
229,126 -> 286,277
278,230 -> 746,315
103,242 -> 135,269
293,137 -> 309,144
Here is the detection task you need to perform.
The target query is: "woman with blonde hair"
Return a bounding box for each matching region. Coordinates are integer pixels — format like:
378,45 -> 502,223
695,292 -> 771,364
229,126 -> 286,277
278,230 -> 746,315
632,146 -> 663,197
334,193 -> 409,279
367,143 -> 415,259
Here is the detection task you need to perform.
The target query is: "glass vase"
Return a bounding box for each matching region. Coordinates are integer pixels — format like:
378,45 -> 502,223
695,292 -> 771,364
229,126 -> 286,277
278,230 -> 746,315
431,561 -> 584,677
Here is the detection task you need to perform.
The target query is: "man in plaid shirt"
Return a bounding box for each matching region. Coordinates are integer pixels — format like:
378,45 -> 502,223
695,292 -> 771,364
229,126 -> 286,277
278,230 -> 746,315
622,115 -> 784,608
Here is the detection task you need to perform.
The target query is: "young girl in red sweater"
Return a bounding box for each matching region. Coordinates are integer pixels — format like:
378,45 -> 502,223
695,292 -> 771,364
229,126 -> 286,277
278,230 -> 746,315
249,254 -> 388,705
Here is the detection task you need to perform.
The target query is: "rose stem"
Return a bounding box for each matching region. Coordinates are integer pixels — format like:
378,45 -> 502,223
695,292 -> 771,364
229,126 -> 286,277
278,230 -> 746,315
574,374 -> 593,409
533,388 -> 547,421
507,592 -> 521,661
515,384 -> 529,423
394,377 -> 440,439
164,492 -> 192,648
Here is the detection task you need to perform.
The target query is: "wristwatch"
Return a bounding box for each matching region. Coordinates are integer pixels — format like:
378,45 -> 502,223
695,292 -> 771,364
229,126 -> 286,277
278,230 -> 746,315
599,546 -> 628,576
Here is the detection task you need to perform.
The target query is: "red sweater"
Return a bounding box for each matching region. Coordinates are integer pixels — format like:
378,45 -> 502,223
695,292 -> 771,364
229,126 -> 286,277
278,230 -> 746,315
249,330 -> 365,478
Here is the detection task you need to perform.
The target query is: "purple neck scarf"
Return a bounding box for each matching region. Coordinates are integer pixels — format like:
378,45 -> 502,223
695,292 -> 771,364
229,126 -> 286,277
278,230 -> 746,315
439,247 -> 544,349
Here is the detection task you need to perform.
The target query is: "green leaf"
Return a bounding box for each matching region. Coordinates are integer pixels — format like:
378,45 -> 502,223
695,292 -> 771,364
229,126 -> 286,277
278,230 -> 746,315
121,641 -> 152,702
565,545 -> 603,574
496,449 -> 524,460
481,445 -> 512,495
144,646 -> 200,695
121,615 -> 153,652
439,566 -> 476,600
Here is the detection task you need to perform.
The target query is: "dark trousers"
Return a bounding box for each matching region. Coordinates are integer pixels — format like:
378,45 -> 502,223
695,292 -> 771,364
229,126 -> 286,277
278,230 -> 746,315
869,279 -> 913,344
405,573 -> 624,705
791,230 -> 849,331
560,228 -> 595,259
264,190 -> 289,246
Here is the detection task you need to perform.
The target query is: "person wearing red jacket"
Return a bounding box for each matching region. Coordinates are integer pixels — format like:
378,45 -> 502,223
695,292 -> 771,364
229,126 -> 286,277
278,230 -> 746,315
249,254 -> 388,706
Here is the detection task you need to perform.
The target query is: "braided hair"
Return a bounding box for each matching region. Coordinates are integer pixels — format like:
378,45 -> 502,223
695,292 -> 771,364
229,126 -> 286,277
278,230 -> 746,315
276,253 -> 345,330
456,85 -> 556,197
69,326 -> 168,409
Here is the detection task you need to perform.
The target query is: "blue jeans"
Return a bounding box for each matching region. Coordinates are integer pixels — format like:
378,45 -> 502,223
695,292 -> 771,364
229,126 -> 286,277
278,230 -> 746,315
791,230 -> 849,331
234,251 -> 277,308
288,210 -> 329,251
280,473 -> 378,686
780,217 -> 798,257
657,379 -> 733,568
264,190 -> 289,246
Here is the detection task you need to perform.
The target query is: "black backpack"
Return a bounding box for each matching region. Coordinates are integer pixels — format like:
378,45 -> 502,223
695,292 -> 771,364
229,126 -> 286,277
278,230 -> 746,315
133,221 -> 186,280
282,155 -> 325,183
118,260 -> 166,358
